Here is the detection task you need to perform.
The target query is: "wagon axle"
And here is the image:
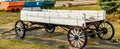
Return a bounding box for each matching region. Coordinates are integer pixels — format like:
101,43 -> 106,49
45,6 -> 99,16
101,28 -> 108,34
17,28 -> 23,32
87,28 -> 108,36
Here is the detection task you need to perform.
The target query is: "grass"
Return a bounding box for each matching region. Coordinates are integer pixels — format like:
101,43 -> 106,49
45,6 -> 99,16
53,4 -> 101,10
111,21 -> 120,40
110,46 -> 120,49
87,42 -> 102,46
0,46 -> 7,49
57,44 -> 68,48
0,39 -> 57,49
0,11 -> 20,27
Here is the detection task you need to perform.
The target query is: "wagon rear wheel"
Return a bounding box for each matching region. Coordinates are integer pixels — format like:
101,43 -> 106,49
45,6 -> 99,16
44,24 -> 55,33
15,20 -> 26,39
67,27 -> 87,49
97,21 -> 115,40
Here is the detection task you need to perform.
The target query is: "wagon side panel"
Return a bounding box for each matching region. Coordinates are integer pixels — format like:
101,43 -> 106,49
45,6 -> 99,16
49,12 -> 85,26
20,10 -> 28,21
28,11 -> 50,23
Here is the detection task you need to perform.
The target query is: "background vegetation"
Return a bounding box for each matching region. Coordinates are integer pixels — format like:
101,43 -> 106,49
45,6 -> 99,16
99,0 -> 120,18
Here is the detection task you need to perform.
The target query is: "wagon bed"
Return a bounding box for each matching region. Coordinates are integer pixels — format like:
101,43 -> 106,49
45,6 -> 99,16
20,9 -> 106,27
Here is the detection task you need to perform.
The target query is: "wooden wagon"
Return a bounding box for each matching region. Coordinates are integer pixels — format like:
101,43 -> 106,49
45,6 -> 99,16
15,8 -> 115,49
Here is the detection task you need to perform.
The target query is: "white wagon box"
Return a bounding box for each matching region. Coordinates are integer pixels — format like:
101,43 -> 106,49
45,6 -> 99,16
20,10 -> 106,27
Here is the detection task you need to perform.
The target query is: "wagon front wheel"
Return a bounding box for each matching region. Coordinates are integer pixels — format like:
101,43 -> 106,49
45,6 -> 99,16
44,24 -> 55,33
15,20 -> 26,39
97,21 -> 115,40
67,27 -> 87,49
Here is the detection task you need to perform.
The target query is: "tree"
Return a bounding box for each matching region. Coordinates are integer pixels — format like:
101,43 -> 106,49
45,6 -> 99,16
99,0 -> 120,13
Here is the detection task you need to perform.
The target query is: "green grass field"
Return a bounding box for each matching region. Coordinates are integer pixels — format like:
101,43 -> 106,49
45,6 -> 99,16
0,39 -> 57,49
53,4 -> 101,10
0,11 -> 20,27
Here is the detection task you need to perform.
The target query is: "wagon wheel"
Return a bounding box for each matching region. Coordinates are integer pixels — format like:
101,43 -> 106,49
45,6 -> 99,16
97,21 -> 115,40
67,27 -> 87,49
44,24 -> 55,33
15,20 -> 26,39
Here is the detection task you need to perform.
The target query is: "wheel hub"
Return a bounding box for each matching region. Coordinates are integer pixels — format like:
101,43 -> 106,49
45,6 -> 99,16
101,28 -> 108,34
74,35 -> 79,40
46,25 -> 54,30
18,28 -> 21,31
